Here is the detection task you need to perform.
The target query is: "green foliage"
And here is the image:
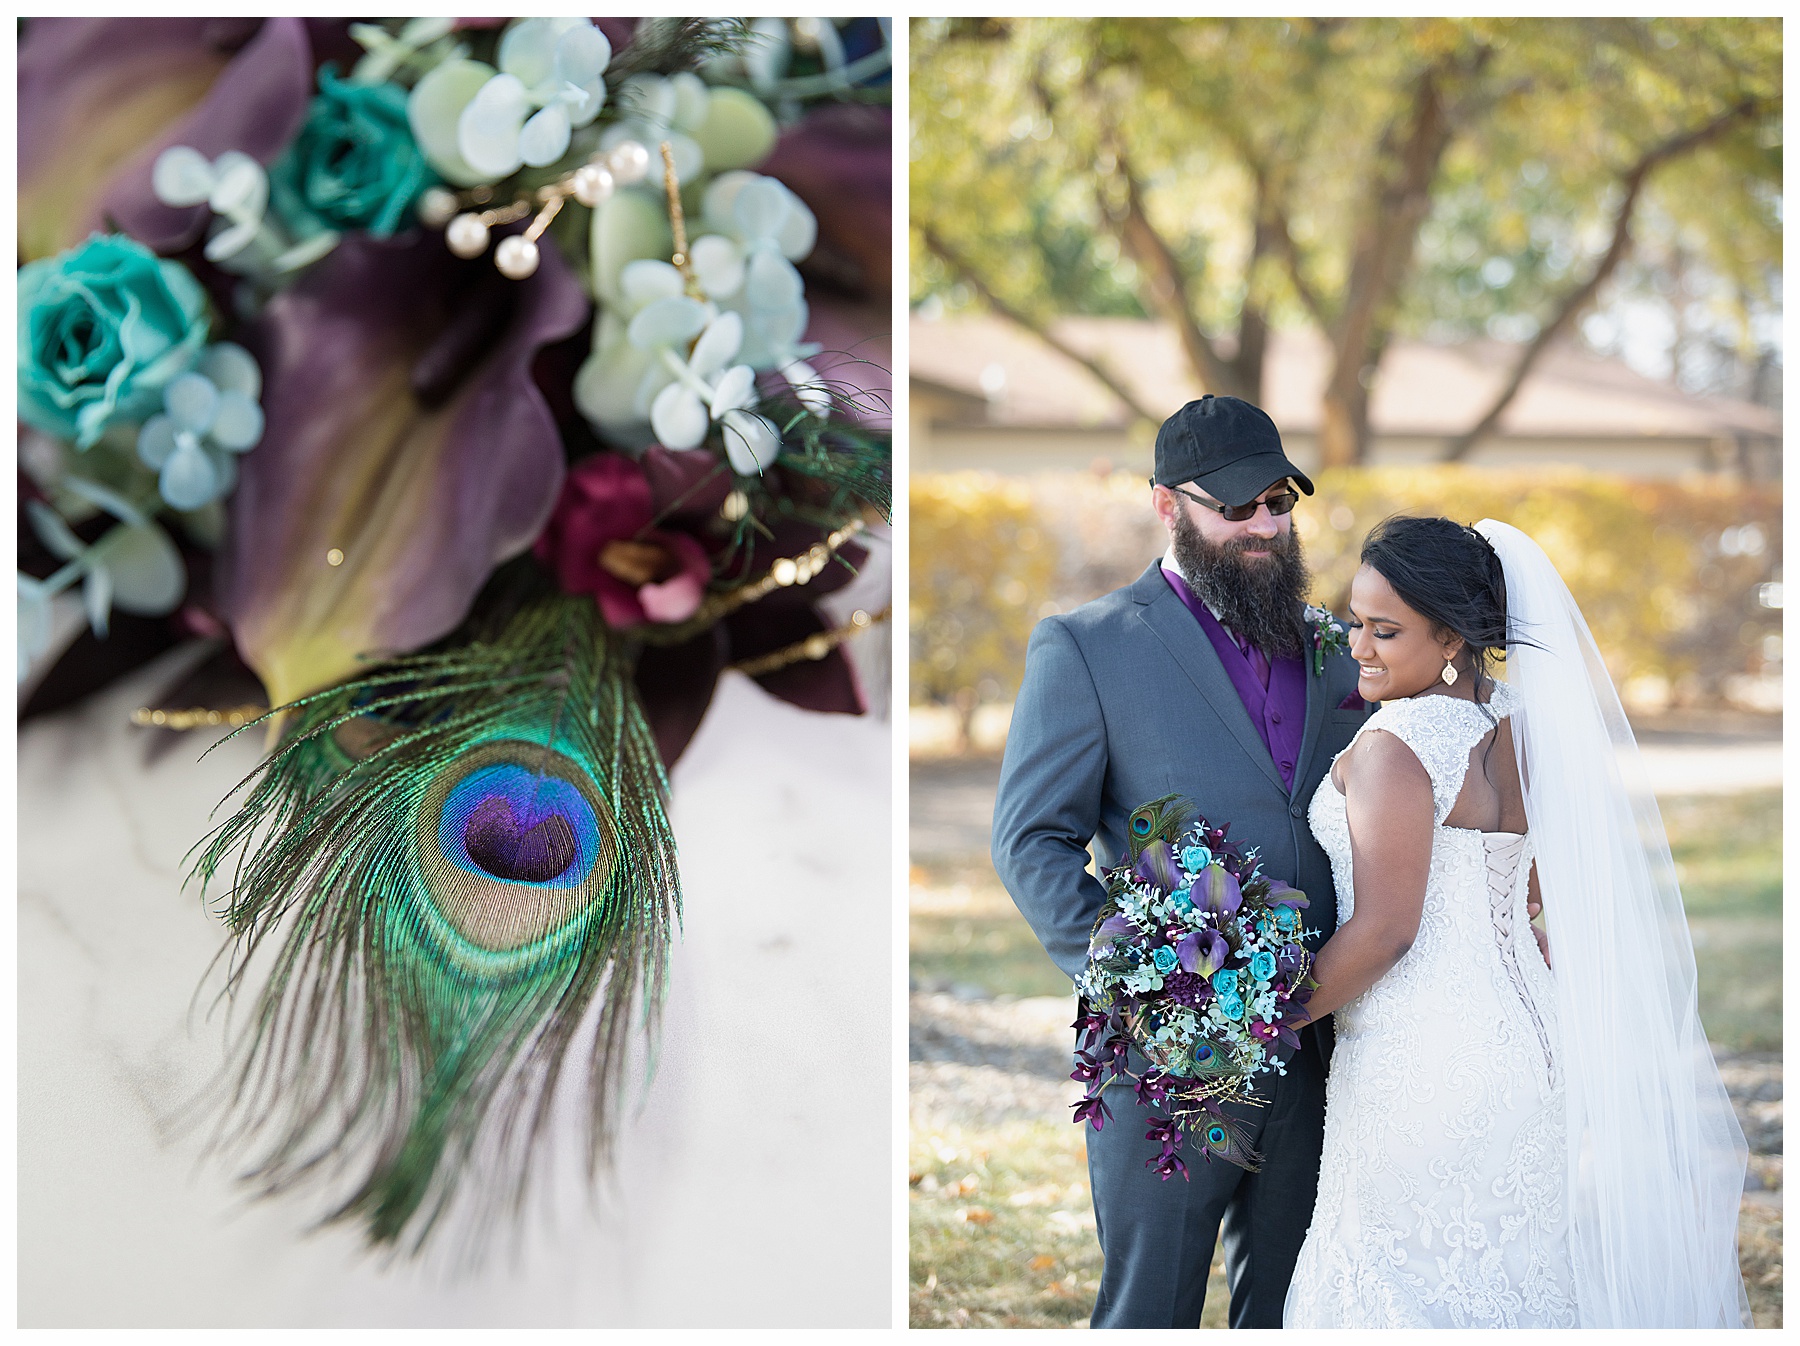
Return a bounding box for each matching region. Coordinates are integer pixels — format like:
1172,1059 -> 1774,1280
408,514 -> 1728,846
910,18 -> 1782,392
910,473 -> 1059,719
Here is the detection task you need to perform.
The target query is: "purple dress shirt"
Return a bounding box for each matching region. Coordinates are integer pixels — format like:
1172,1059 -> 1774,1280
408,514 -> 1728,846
1162,565 -> 1308,792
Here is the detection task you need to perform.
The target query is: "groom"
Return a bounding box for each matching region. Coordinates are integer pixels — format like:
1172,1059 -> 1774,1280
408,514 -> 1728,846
991,394 -> 1369,1328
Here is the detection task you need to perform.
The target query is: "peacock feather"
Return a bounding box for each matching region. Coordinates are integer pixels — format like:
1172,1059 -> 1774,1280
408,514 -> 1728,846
190,589 -> 677,1255
1190,1109 -> 1262,1171
1123,793 -> 1193,862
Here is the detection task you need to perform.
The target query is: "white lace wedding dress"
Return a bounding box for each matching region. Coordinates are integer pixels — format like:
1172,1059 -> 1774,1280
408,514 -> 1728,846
1284,682 -> 1578,1328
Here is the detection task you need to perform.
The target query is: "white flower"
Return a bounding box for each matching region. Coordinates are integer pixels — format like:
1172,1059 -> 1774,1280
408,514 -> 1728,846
21,481 -> 183,669
645,311 -> 782,475
135,344 -> 265,511
600,72 -> 709,184
150,148 -> 337,273
450,19 -> 612,180
688,172 -> 830,413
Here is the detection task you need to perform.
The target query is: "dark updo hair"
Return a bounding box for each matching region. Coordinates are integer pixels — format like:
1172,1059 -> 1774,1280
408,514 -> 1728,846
1360,515 -> 1510,687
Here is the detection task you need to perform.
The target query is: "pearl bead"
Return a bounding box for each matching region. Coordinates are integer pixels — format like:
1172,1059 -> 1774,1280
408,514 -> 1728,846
571,164 -> 615,208
494,235 -> 540,279
607,140 -> 651,186
416,186 -> 460,229
445,213 -> 490,259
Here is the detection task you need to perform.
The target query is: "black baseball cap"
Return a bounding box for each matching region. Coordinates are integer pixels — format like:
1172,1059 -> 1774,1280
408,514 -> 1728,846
1152,394 -> 1314,508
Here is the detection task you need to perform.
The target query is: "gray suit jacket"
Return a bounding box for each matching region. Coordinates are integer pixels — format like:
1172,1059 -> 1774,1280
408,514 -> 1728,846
992,561 -> 1367,985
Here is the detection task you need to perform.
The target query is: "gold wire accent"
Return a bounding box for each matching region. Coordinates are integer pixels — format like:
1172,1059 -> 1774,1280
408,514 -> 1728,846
730,606 -> 890,677
523,193 -> 564,243
689,519 -> 868,625
131,705 -> 264,730
660,140 -> 705,300
477,200 -> 533,228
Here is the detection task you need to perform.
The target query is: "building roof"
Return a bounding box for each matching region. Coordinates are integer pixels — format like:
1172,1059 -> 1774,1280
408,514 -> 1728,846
910,313 -> 1781,441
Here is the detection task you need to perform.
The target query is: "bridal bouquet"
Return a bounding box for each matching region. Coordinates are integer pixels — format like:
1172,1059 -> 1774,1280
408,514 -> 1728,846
18,16 -> 889,1256
1073,795 -> 1318,1178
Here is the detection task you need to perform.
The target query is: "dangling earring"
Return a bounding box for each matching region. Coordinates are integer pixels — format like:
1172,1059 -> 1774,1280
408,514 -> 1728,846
1440,658 -> 1459,686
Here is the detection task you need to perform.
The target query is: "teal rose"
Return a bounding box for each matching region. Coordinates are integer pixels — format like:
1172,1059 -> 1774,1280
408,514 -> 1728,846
19,233 -> 210,448
271,68 -> 435,237
1152,945 -> 1179,974
1249,950 -> 1277,982
1211,968 -> 1239,996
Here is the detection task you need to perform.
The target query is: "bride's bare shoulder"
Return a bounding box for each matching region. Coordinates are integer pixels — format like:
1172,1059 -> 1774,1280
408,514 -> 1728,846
1339,724 -> 1432,801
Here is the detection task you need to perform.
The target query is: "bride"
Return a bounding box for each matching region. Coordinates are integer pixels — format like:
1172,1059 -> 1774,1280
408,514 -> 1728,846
1282,516 -> 1748,1329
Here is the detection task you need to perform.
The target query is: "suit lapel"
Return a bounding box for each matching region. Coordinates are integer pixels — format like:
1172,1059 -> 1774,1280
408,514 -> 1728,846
1132,565 -> 1285,793
1291,612 -> 1330,800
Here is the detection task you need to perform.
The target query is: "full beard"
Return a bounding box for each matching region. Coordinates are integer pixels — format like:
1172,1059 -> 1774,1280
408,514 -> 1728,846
1170,510 -> 1311,659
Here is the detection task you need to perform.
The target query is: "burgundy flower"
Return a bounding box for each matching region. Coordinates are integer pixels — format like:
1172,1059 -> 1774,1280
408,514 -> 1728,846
1161,970 -> 1213,1009
1069,1052 -> 1102,1086
1143,1115 -> 1182,1148
1072,1094 -> 1112,1131
1150,1150 -> 1189,1182
1134,1071 -> 1172,1109
534,453 -> 711,629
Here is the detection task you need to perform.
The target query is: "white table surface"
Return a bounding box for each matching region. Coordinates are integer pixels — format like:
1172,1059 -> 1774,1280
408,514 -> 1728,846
19,646 -> 893,1327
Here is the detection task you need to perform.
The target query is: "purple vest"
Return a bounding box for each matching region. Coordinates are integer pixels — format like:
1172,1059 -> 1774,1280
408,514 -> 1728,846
1161,565 -> 1308,793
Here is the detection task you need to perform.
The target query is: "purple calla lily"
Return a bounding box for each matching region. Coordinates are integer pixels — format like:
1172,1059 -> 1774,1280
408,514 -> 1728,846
20,18 -> 314,261
1089,914 -> 1137,955
1180,928 -> 1231,978
1197,862 -> 1243,917
221,231 -> 588,706
1266,878 -> 1311,910
1133,839 -> 1180,893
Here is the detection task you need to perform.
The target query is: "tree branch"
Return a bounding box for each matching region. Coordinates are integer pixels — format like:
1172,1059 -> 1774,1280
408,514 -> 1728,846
1443,95 -> 1771,461
1262,195 -> 1332,331
917,225 -> 1161,425
1109,149 -> 1253,401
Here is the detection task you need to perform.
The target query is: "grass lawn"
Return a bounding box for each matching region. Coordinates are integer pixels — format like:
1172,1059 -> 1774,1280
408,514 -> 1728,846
1663,789 -> 1782,1052
910,785 -> 1781,1328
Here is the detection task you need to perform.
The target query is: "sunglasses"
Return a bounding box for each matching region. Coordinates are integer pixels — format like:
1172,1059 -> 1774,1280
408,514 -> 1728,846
1166,483 -> 1300,522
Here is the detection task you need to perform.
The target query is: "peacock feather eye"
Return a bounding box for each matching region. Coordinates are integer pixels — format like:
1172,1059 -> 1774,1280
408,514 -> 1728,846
416,739 -> 617,953
1208,1125 -> 1228,1146
1133,815 -> 1152,835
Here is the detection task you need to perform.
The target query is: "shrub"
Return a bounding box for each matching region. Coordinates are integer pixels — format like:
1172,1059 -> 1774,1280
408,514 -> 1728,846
910,473 -> 1059,746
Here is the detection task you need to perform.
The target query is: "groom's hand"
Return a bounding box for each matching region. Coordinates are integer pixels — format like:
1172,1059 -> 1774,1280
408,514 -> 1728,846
1525,870 -> 1549,967
1527,892 -> 1552,968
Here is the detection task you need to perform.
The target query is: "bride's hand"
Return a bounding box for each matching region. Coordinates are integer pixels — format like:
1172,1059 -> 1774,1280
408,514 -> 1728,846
1531,923 -> 1551,969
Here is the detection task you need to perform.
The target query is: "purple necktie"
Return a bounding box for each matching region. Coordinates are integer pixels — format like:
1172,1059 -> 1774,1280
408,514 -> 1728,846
1237,632 -> 1271,690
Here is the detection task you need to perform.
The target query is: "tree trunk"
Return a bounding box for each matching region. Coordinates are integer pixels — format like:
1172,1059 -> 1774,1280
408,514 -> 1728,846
951,686 -> 977,756
1318,59 -> 1467,467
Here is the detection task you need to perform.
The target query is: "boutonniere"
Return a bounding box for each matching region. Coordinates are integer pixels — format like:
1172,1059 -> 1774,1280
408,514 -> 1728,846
1303,604 -> 1348,678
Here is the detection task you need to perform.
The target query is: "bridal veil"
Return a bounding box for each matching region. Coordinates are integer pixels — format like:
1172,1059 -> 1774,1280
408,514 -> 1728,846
1476,518 -> 1749,1328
